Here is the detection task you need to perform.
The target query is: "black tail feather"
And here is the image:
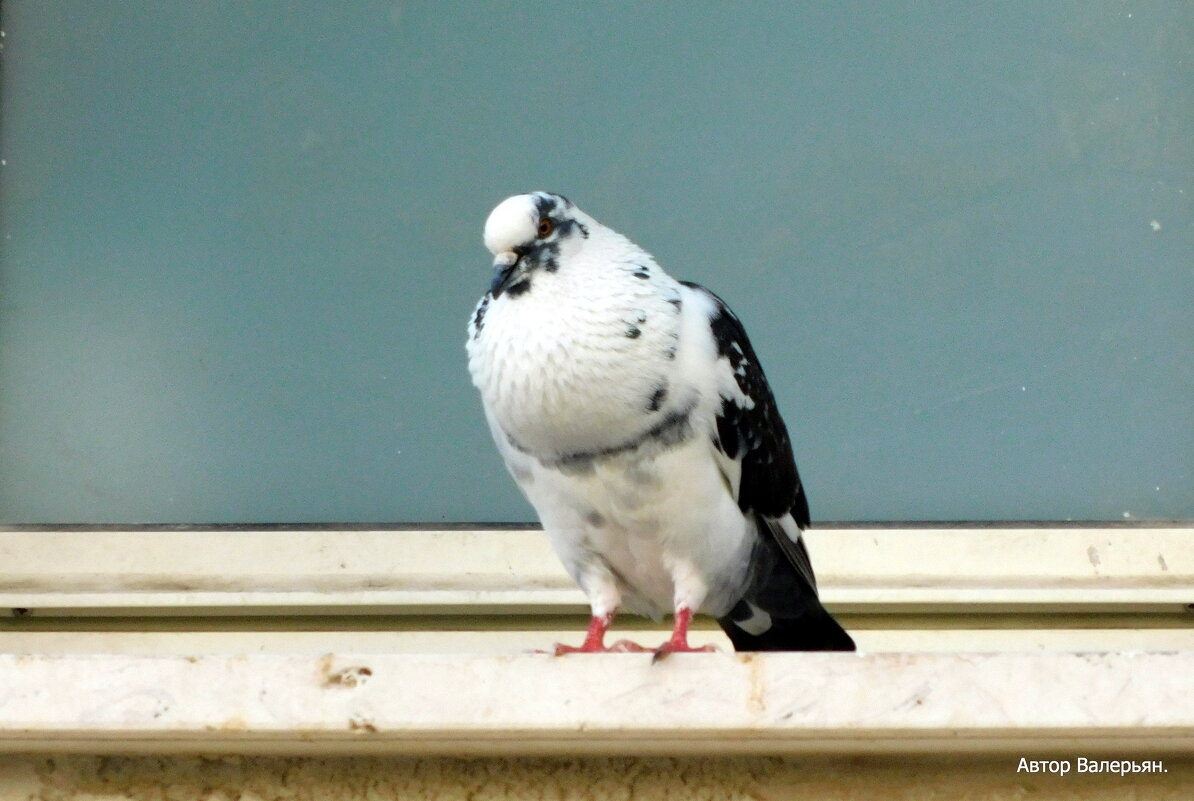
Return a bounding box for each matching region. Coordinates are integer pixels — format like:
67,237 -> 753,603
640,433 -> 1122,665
717,603 -> 856,652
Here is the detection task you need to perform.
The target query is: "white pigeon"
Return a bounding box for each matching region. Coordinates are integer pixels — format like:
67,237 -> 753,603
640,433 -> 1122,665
466,192 -> 854,655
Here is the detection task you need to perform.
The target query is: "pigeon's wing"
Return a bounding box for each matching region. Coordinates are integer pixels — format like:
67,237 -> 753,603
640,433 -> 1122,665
684,283 -> 855,651
681,281 -> 817,592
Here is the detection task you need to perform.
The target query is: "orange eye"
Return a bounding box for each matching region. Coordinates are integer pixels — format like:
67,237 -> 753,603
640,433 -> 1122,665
536,217 -> 554,238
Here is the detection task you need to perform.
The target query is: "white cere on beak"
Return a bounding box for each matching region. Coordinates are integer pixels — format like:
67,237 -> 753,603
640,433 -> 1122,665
492,250 -> 519,269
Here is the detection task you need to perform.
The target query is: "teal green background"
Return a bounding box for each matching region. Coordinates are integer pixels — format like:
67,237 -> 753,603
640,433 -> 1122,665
1,1 -> 1190,523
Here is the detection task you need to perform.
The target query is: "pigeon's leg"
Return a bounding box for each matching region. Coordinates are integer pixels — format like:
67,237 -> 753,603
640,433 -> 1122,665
553,612 -> 613,654
652,558 -> 719,660
652,606 -> 718,661
551,567 -> 651,654
552,611 -> 649,654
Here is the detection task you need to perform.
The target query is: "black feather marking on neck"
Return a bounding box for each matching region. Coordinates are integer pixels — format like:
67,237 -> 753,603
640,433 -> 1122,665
505,278 -> 531,297
507,402 -> 696,470
471,295 -> 491,338
538,240 -> 561,272
545,213 -> 587,244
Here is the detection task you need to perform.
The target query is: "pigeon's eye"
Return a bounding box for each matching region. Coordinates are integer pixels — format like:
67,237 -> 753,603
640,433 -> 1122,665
536,217 -> 554,238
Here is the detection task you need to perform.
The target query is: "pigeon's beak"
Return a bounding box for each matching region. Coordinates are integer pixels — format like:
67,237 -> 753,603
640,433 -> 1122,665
489,251 -> 523,298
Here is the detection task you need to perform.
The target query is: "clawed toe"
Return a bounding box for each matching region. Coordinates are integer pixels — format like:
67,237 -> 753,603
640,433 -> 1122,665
545,607 -> 720,657
651,642 -> 719,663
550,638 -> 651,655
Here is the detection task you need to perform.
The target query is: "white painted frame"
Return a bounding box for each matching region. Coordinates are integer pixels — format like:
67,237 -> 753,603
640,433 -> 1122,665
1,525 -> 1192,756
1,526 -> 1190,615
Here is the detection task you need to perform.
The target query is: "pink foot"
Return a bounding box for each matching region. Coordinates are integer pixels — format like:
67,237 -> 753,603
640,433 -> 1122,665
651,606 -> 720,662
547,613 -> 652,655
553,639 -> 652,655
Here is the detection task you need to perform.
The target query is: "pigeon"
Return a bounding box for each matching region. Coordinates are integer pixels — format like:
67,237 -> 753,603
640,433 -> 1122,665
466,192 -> 855,655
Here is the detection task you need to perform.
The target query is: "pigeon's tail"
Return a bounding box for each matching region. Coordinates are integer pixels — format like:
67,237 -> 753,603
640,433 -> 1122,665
717,602 -> 856,652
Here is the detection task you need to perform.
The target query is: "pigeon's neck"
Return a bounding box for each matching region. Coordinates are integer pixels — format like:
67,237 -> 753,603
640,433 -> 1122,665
467,242 -> 689,461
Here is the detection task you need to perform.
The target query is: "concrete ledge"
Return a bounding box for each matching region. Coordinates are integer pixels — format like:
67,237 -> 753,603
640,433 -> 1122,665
1,651 -> 1191,756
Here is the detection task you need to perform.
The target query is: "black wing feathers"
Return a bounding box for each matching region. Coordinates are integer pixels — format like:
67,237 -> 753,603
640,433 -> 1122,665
684,281 -> 809,526
684,282 -> 854,652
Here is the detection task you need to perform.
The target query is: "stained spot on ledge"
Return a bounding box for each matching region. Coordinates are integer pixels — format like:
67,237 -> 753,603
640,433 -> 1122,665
319,654 -> 374,689
349,716 -> 379,734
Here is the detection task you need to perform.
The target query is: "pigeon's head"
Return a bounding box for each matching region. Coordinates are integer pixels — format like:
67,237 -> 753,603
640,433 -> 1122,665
483,192 -> 591,298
